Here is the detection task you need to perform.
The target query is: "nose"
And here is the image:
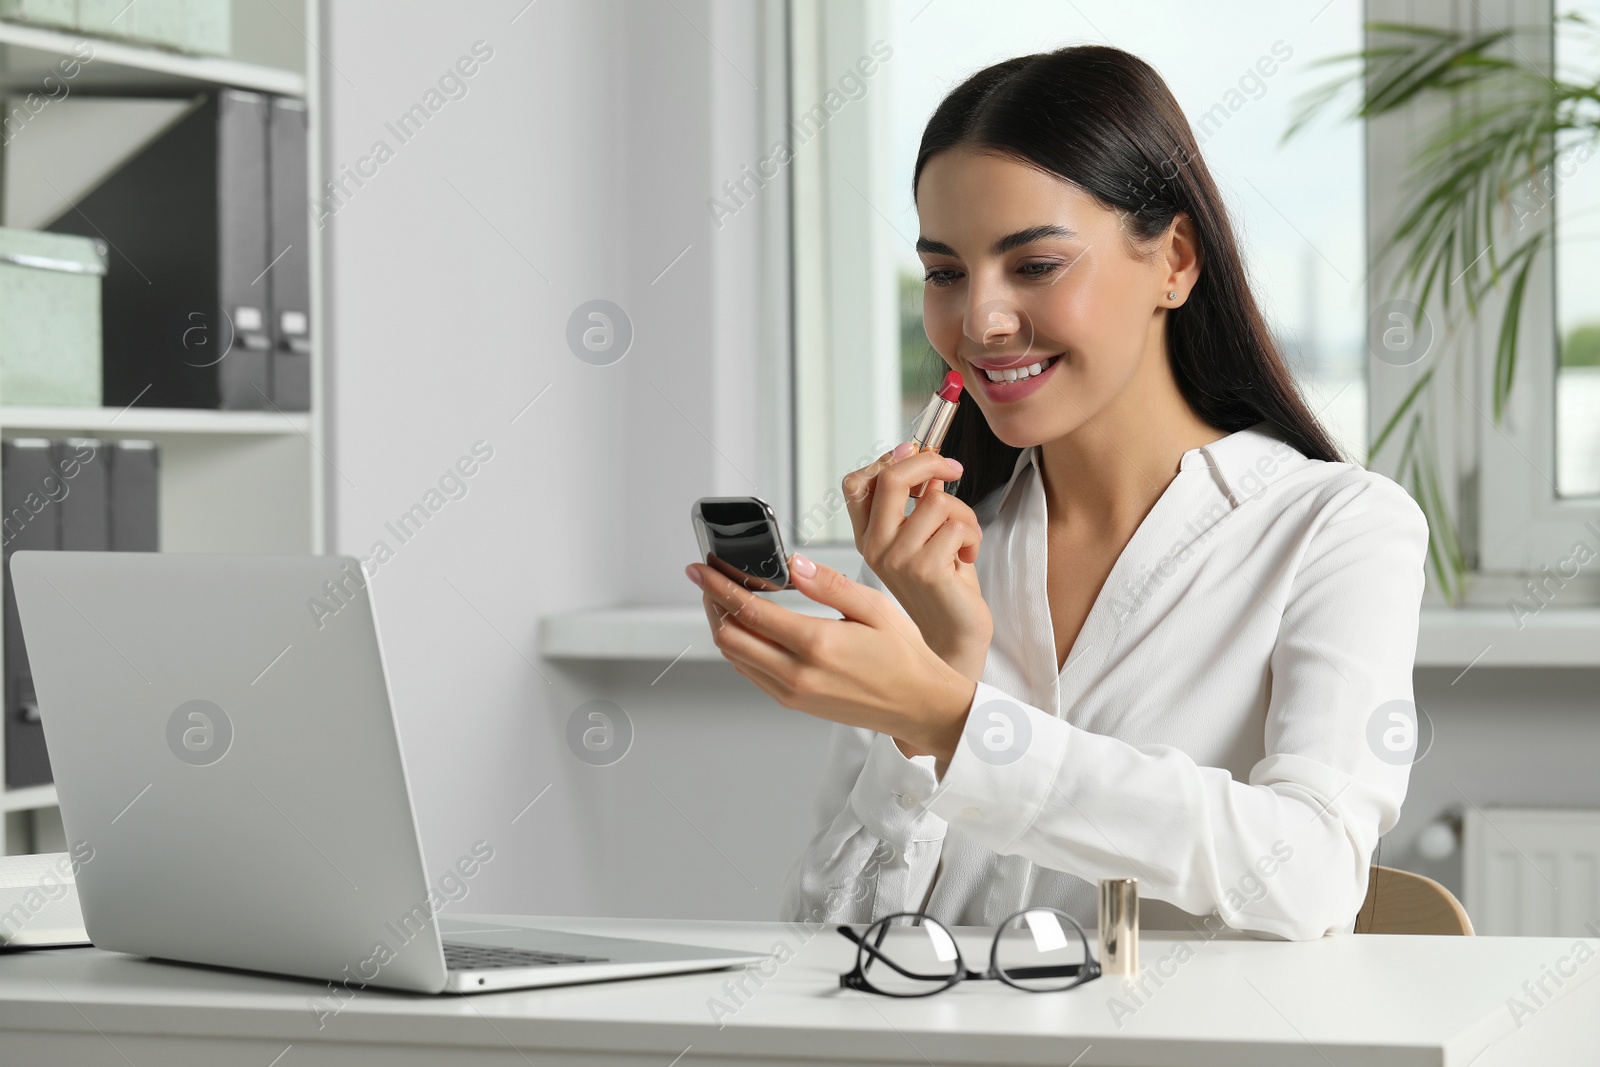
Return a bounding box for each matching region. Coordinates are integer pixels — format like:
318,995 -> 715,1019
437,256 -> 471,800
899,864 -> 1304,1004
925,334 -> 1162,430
965,296 -> 1023,351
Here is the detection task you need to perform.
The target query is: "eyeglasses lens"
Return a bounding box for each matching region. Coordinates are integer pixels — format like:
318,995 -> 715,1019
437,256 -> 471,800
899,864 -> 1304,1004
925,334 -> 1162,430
858,918 -> 961,995
994,909 -> 1090,992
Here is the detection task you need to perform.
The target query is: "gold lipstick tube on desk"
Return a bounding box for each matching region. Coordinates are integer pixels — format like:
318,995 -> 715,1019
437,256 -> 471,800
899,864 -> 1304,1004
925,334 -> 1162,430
1098,877 -> 1139,977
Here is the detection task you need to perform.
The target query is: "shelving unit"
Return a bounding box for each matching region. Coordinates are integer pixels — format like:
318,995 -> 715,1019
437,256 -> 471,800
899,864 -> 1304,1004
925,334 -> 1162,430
0,1 -> 324,854
0,782 -> 53,814
0,405 -> 311,434
0,18 -> 304,96
0,412 -> 317,557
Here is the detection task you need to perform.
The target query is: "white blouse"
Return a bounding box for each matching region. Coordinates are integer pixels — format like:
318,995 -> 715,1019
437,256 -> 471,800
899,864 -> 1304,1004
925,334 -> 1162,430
779,421 -> 1431,941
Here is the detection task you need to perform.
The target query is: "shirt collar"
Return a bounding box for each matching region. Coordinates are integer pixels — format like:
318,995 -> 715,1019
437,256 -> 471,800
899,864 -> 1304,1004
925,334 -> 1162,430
1196,420 -> 1307,507
987,446 -> 1038,514
986,420 -> 1306,513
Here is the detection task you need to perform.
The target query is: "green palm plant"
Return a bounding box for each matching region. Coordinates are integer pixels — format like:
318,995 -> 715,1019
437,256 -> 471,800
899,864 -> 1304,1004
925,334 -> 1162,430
1285,15 -> 1600,602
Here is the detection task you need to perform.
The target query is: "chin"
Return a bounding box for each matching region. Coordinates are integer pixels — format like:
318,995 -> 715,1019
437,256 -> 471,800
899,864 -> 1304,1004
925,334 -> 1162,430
984,418 -> 1070,451
974,404 -> 1081,450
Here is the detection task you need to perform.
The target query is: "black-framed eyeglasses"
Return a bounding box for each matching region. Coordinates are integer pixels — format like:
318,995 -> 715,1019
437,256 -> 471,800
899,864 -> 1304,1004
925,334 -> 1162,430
837,908 -> 1101,997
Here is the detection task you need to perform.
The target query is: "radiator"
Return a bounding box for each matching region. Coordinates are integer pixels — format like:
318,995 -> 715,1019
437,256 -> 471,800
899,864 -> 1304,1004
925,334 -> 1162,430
1464,808 -> 1600,937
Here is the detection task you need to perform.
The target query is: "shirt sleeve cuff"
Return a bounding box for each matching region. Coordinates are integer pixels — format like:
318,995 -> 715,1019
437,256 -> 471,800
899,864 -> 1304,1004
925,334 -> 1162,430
848,731 -> 948,847
927,681 -> 1071,853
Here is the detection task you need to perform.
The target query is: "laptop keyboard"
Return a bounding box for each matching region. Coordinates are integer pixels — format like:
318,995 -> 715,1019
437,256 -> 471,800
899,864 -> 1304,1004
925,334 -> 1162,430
443,940 -> 610,971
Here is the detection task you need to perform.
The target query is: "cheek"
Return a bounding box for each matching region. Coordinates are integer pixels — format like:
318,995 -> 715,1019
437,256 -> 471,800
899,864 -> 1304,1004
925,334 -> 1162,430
1029,256 -> 1122,341
1025,285 -> 1094,351
1033,266 -> 1148,372
922,292 -> 966,362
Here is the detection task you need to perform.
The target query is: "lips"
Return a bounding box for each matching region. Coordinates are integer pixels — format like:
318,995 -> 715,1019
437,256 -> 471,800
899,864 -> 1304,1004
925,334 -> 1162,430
969,352 -> 1062,403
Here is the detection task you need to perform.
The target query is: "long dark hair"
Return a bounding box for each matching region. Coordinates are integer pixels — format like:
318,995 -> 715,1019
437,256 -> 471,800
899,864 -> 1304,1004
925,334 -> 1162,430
912,45 -> 1345,506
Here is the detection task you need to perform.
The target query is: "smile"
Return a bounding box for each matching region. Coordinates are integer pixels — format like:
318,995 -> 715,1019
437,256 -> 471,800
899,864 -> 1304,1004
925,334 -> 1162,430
980,355 -> 1059,383
969,353 -> 1063,404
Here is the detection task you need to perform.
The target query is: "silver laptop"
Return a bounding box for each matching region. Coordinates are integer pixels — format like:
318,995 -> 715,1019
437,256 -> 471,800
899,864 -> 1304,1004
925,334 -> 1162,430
10,551 -> 767,994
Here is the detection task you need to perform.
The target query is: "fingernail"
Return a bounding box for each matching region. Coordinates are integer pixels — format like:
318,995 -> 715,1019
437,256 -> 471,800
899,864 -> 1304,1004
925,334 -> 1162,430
790,553 -> 818,579
946,459 -> 963,475
685,565 -> 704,587
892,441 -> 917,460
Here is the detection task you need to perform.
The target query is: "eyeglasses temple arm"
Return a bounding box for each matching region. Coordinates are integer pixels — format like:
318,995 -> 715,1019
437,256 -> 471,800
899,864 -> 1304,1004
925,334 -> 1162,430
997,962 -> 1099,979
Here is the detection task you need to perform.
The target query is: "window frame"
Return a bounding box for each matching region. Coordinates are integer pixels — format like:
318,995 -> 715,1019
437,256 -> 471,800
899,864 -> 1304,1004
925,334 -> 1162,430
786,0 -> 901,557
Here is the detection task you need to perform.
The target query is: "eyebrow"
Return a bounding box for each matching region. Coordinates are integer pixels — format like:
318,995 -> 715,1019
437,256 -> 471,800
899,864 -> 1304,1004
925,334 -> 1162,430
915,224 -> 1079,258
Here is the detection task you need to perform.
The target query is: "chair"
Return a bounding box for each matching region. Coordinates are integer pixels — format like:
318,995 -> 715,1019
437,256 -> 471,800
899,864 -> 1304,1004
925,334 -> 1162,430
1354,865 -> 1474,935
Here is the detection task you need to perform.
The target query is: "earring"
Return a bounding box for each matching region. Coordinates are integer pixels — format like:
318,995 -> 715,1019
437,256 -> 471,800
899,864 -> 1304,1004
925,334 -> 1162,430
1167,291 -> 1178,301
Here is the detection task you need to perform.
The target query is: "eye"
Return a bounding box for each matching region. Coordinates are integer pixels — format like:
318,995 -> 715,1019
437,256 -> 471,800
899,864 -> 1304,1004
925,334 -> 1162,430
1018,260 -> 1065,279
923,267 -> 962,288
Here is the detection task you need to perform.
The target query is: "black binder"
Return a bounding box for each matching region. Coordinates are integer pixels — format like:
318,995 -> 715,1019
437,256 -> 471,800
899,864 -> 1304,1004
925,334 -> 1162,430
2,438 -> 160,788
47,91 -> 274,410
269,97 -> 312,411
3,439 -> 59,789
108,441 -> 160,552
53,439 -> 109,552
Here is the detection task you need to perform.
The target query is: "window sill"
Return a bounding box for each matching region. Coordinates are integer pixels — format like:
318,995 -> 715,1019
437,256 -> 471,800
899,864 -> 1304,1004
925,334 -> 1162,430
1414,607 -> 1600,668
539,605 -> 1600,667
540,606 -> 719,663
540,595 -> 841,663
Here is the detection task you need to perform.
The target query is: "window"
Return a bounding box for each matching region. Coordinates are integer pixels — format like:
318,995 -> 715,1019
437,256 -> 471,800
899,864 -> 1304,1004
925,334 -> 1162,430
789,0 -> 1367,547
1417,0 -> 1600,579
789,0 -> 1600,602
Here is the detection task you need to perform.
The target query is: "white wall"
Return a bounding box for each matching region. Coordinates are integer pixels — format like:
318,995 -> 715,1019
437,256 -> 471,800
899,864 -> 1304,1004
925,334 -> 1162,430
321,0 -> 1600,925
322,0 -> 827,920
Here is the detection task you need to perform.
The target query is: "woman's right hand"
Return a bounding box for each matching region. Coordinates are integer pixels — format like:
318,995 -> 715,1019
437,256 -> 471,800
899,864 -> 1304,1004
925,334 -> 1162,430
841,443 -> 993,682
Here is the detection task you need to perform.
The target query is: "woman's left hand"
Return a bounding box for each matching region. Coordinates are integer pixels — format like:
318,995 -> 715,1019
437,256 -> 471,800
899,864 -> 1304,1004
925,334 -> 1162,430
687,554 -> 977,762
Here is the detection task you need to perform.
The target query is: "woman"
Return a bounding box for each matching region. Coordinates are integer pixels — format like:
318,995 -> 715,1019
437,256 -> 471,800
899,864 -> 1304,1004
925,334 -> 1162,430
685,45 -> 1428,942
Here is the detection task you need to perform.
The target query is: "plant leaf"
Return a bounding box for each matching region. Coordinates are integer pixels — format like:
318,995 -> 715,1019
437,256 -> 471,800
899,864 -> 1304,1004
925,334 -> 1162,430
1371,364 -> 1436,459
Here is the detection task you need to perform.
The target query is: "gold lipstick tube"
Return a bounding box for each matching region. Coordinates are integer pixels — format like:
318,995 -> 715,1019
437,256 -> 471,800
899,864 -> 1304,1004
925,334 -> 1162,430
1098,877 -> 1139,977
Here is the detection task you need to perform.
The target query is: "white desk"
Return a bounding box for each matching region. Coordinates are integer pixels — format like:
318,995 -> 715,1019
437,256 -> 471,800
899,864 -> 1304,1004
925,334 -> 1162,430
1,913 -> 1596,1065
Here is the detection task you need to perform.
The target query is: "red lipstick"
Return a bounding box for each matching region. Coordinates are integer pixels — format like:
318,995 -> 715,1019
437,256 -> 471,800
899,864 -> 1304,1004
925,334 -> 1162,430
908,369 -> 964,499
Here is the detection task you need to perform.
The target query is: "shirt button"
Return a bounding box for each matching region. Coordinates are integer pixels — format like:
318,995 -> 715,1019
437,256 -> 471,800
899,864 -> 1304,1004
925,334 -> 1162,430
896,792 -> 915,810
962,806 -> 984,820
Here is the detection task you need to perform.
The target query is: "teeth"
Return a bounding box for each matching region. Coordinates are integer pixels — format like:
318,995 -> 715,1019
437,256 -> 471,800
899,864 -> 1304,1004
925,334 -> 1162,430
983,356 -> 1055,383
